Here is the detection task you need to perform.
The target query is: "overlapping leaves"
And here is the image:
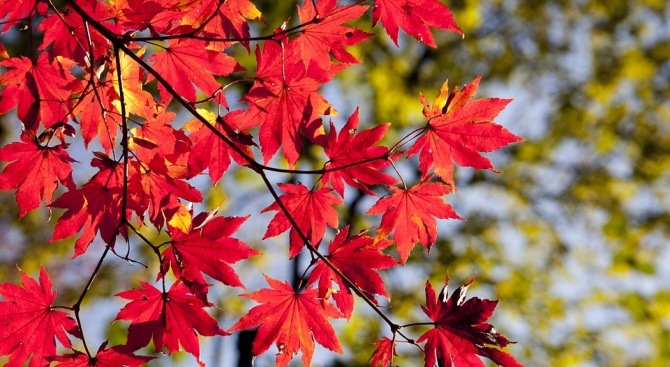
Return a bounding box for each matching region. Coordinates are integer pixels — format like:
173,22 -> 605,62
115,281 -> 225,367
0,0 -> 524,366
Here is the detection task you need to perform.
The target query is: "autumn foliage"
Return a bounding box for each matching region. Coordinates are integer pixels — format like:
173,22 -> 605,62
0,0 -> 524,366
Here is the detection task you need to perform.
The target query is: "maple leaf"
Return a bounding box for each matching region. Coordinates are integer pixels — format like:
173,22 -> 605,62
38,3 -> 111,65
0,267 -> 80,367
296,0 -> 373,69
0,132 -> 76,217
0,53 -> 81,130
50,341 -> 153,367
128,107 -> 187,164
0,0 -> 39,32
366,176 -> 462,264
242,38 -> 338,166
74,84 -> 121,154
50,153 -> 138,257
185,109 -> 254,184
370,337 -> 397,367
127,106 -> 194,179
407,76 -> 524,186
147,38 -> 241,105
51,180 -> 123,256
111,48 -> 154,117
161,212 -> 260,298
175,0 -> 262,47
135,156 -> 203,230
229,275 -> 343,367
262,182 -> 343,258
372,0 -> 463,47
308,226 -> 397,318
322,108 -> 397,197
106,0 -> 168,33
216,0 -> 263,41
418,275 -> 524,367
115,281 -> 225,367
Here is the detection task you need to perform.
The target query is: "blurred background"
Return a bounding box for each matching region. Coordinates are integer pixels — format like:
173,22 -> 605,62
1,0 -> 669,366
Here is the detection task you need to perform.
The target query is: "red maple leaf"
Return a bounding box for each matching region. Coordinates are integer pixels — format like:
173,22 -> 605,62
51,180 -> 123,257
366,176 -> 462,264
161,212 -> 260,298
0,53 -> 81,130
407,76 -> 524,186
0,131 -> 76,217
115,281 -> 225,367
229,275 -> 343,367
106,0 -> 175,33
134,156 -> 203,230
175,0 -> 263,46
50,341 -> 152,367
308,226 -> 397,318
127,106 -> 194,179
74,83 -> 121,154
262,182 -> 343,258
185,109 -> 254,184
0,0 -> 39,32
370,337 -> 397,367
0,267 -> 80,367
110,48 -> 155,118
50,153 -> 136,257
38,3 -> 111,65
372,0 -> 462,47
418,276 -> 524,367
147,38 -> 241,105
216,0 -> 263,41
322,108 -> 397,197
242,38 -> 338,166
296,0 -> 373,69
129,108 -> 181,163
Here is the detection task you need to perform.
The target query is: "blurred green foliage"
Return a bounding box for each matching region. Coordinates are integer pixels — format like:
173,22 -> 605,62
318,0 -> 670,366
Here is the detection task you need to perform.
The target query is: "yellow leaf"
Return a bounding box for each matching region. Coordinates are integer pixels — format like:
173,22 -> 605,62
167,203 -> 192,234
111,48 -> 154,117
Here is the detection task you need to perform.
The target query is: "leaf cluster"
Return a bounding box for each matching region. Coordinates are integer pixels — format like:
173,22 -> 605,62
0,0 -> 523,366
